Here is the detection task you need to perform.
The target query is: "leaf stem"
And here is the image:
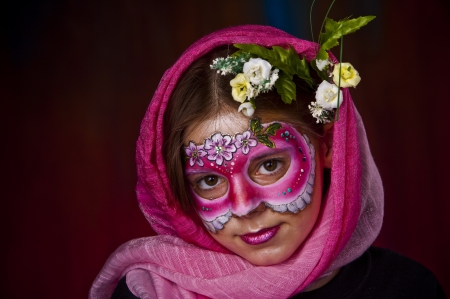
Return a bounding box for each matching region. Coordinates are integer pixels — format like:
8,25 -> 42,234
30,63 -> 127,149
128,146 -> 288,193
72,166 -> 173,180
335,33 -> 343,121
310,0 -> 317,42
318,0 -> 336,45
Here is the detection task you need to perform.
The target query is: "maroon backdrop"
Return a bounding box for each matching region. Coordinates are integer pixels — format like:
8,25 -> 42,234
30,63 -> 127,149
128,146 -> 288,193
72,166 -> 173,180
2,0 -> 449,297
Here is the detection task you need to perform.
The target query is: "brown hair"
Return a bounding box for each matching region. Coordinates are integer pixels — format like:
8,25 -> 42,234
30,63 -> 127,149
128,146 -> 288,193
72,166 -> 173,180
163,45 -> 324,212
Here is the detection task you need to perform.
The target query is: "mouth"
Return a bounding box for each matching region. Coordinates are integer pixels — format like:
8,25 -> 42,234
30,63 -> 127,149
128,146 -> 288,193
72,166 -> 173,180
240,225 -> 280,245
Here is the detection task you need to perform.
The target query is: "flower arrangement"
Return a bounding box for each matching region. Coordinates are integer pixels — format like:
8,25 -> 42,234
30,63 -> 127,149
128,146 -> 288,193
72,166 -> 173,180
210,15 -> 375,123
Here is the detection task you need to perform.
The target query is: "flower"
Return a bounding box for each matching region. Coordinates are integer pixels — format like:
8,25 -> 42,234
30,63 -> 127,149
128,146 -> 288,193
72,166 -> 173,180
264,69 -> 279,90
243,58 -> 272,85
316,59 -> 330,71
230,73 -> 251,103
238,102 -> 255,117
315,80 -> 343,110
185,142 -> 207,166
235,130 -> 258,154
332,62 -> 361,88
204,133 -> 237,166
308,102 -> 331,124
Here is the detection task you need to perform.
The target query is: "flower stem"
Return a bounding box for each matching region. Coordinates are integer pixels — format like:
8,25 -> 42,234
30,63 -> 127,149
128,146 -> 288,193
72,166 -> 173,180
335,33 -> 343,121
310,0 -> 317,43
318,0 -> 336,45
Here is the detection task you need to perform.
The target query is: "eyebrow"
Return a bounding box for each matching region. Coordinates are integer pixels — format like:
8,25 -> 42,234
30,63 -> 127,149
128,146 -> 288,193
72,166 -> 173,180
184,169 -> 216,176
250,148 -> 291,162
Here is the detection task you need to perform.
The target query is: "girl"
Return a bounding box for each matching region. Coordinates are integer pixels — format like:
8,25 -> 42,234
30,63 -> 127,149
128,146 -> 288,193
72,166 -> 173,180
89,25 -> 444,298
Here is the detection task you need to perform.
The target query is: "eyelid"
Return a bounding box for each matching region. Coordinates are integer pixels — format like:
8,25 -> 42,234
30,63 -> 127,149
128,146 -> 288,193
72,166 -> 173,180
249,150 -> 290,173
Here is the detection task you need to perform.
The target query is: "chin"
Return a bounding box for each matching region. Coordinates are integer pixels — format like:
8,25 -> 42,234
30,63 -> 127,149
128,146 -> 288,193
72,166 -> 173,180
241,247 -> 297,266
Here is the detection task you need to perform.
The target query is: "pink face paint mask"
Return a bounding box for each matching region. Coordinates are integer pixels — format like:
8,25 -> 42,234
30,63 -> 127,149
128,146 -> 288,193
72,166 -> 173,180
184,120 -> 315,233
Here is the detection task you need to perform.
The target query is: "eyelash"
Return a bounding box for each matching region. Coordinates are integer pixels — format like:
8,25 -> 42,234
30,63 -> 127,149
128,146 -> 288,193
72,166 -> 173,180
256,158 -> 284,176
195,175 -> 223,191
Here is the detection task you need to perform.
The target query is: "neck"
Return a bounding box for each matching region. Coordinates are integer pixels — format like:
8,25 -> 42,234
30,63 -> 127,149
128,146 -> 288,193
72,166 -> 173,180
303,268 -> 341,291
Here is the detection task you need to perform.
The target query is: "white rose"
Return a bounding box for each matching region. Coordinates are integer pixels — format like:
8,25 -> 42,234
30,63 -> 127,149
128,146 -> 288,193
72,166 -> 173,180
315,80 -> 343,110
243,58 -> 272,85
316,59 -> 330,71
238,102 -> 255,117
332,62 -> 361,88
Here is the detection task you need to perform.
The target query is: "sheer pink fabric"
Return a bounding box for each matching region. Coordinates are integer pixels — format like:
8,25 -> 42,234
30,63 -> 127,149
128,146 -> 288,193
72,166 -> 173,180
89,25 -> 383,298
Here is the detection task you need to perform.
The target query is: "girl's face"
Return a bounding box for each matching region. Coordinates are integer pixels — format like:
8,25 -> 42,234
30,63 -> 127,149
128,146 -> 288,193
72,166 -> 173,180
183,112 -> 325,266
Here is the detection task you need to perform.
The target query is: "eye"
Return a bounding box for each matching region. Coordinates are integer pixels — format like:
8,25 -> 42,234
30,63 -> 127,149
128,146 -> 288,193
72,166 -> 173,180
250,152 -> 291,186
189,174 -> 228,199
198,175 -> 220,188
259,159 -> 279,174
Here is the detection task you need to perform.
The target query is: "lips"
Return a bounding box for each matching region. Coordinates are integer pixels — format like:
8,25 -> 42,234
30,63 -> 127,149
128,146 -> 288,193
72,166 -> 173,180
240,225 -> 280,245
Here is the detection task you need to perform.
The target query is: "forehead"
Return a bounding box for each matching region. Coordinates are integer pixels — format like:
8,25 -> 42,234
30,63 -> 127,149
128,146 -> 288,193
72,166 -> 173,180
184,112 -> 251,145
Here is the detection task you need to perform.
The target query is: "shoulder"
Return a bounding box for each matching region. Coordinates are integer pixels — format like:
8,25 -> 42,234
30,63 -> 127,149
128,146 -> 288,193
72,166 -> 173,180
291,247 -> 446,299
110,276 -> 139,299
367,247 -> 440,285
353,247 -> 445,298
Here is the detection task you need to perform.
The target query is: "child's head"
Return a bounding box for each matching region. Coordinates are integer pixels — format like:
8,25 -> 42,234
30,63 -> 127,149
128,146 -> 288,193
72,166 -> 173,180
163,45 -> 333,265
135,26 -> 382,290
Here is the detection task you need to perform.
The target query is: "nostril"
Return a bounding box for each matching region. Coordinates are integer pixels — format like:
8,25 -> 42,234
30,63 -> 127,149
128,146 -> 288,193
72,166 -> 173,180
237,202 -> 266,218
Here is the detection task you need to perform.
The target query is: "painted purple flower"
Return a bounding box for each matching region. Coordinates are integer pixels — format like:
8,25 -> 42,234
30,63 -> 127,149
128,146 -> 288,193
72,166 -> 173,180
204,133 -> 236,166
185,142 -> 207,166
235,130 -> 258,154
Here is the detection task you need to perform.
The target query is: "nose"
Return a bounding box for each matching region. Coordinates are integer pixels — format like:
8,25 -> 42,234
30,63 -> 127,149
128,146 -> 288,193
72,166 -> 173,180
229,173 -> 261,217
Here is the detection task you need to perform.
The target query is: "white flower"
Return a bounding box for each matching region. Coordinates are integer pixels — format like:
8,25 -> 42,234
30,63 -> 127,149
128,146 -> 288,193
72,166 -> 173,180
332,62 -> 361,88
238,102 -> 255,117
230,73 -> 251,103
316,59 -> 330,71
308,101 -> 330,124
265,69 -> 279,89
243,58 -> 272,85
246,84 -> 258,100
315,80 -> 343,110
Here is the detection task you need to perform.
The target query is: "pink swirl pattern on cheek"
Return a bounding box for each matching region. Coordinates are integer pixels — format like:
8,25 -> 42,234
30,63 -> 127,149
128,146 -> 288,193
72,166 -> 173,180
184,122 -> 315,233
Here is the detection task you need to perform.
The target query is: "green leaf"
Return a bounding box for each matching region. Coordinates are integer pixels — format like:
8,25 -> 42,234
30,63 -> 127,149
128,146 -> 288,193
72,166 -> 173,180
231,49 -> 245,58
274,71 -> 296,104
250,118 -> 263,134
234,44 -> 313,87
317,16 -> 375,59
264,123 -> 282,136
257,135 -> 275,148
249,98 -> 256,109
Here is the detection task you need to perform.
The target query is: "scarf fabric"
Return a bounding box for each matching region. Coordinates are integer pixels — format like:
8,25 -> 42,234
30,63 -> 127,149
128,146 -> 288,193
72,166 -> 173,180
89,25 -> 383,299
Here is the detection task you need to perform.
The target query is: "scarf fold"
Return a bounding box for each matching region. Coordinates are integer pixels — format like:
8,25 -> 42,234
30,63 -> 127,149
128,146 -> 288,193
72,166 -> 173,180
89,25 -> 383,299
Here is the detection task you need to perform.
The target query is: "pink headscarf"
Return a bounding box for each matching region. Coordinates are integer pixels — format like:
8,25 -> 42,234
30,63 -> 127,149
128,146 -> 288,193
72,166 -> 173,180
89,25 -> 383,299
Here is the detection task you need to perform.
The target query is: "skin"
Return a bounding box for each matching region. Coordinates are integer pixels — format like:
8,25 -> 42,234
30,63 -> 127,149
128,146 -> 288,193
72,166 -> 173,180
184,111 -> 332,267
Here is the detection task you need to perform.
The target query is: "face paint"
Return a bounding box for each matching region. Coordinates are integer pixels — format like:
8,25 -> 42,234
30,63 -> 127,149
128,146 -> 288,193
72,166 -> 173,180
184,119 -> 315,233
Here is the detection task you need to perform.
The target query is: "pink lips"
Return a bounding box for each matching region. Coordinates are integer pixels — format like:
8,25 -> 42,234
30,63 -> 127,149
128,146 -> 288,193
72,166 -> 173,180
240,225 -> 280,245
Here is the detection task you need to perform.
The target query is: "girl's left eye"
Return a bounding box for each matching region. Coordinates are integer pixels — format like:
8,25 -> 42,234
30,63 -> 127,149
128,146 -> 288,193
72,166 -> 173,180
258,159 -> 280,174
251,155 -> 291,186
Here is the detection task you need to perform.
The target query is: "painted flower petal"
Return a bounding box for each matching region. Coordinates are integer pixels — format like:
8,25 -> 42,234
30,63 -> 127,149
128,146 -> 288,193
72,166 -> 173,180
242,131 -> 251,139
242,145 -> 250,155
215,155 -> 224,166
204,138 -> 214,149
247,138 -> 258,147
211,133 -> 223,145
222,151 -> 233,161
196,158 -> 204,167
224,144 -> 237,153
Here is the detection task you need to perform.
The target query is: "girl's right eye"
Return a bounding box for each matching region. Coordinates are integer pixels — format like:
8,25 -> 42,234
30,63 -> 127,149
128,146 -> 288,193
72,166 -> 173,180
198,175 -> 220,188
193,175 -> 228,199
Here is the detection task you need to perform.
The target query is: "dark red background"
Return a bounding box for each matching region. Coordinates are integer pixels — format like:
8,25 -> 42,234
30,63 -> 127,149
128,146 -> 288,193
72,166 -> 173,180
2,0 -> 449,297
